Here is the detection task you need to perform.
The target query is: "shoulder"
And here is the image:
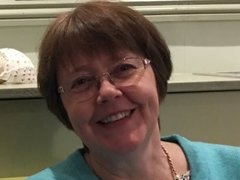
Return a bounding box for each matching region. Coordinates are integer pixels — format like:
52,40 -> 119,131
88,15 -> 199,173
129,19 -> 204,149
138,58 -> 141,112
27,149 -> 99,180
172,135 -> 240,160
27,168 -> 55,180
162,134 -> 240,179
162,134 -> 240,157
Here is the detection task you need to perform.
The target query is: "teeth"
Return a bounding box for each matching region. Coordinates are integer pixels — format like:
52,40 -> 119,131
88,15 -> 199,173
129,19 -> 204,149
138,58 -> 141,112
101,111 -> 131,124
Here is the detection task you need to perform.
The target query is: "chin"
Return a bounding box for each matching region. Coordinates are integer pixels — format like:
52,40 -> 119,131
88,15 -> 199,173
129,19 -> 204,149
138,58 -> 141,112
103,133 -> 147,154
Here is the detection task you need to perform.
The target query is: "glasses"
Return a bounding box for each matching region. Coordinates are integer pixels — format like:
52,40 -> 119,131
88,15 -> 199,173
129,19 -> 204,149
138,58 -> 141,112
58,56 -> 151,102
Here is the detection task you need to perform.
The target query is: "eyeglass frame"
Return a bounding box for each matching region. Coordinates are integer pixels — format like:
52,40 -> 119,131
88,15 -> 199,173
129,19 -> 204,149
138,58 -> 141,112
57,56 -> 151,102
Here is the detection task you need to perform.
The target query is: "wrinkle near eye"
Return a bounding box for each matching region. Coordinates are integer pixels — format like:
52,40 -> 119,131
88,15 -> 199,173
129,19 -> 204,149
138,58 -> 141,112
71,75 -> 96,90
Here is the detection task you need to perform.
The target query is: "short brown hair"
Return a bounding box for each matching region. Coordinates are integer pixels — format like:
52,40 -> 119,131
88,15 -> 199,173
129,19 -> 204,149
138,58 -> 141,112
38,1 -> 172,129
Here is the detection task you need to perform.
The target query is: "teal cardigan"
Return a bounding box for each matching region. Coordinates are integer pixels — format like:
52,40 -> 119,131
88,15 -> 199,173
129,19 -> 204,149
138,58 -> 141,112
27,135 -> 240,180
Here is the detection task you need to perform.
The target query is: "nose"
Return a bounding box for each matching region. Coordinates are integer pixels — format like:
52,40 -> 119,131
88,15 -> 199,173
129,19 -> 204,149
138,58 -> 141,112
96,79 -> 123,104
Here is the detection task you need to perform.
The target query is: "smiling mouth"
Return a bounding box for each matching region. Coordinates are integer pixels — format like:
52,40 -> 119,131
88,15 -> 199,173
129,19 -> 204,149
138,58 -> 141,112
99,109 -> 134,124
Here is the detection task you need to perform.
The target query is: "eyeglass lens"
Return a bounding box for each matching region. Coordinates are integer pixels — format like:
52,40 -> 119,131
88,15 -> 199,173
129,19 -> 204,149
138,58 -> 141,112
58,57 -> 150,102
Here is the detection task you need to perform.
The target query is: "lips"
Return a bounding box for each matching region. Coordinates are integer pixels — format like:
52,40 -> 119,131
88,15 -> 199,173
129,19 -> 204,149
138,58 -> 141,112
98,109 -> 134,124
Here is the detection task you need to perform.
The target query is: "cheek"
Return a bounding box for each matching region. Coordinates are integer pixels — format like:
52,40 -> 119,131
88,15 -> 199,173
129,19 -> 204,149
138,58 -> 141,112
61,97 -> 94,129
126,84 -> 158,107
121,68 -> 159,116
130,67 -> 158,100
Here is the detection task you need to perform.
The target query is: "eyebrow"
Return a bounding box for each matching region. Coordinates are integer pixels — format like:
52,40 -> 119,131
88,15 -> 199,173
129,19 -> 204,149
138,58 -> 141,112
63,52 -> 136,75
61,61 -> 95,74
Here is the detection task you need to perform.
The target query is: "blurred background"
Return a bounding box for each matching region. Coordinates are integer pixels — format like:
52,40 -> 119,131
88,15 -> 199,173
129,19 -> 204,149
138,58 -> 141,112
0,0 -> 240,179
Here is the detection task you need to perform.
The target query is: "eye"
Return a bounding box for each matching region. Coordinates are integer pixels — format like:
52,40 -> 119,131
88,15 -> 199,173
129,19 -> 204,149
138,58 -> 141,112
71,76 -> 95,92
119,63 -> 136,71
111,62 -> 137,78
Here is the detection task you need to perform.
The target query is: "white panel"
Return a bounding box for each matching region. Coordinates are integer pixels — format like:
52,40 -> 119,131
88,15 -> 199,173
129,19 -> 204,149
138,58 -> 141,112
153,20 -> 240,73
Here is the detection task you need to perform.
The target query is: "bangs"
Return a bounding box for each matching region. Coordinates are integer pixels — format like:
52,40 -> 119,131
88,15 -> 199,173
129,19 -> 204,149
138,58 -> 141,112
51,3 -> 143,68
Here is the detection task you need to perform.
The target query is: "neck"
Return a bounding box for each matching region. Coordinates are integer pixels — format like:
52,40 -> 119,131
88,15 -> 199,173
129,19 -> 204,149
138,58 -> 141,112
85,127 -> 173,180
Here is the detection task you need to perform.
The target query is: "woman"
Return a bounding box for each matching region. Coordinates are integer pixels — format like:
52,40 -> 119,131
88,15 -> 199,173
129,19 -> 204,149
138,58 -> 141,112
28,1 -> 240,180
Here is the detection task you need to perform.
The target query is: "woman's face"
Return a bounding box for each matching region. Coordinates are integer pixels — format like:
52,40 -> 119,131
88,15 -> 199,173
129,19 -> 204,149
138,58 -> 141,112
57,50 -> 160,154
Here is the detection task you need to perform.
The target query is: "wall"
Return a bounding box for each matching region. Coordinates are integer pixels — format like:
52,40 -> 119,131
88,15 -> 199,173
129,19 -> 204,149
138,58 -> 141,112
0,1 -> 240,178
1,2 -> 240,73
1,18 -> 240,73
0,91 -> 240,177
156,20 -> 240,73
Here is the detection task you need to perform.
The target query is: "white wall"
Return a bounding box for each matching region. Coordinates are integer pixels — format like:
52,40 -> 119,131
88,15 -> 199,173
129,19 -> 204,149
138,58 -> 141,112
156,20 -> 240,73
1,18 -> 240,74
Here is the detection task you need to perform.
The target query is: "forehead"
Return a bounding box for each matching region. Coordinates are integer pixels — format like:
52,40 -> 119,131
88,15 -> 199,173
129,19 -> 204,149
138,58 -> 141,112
59,49 -> 139,73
